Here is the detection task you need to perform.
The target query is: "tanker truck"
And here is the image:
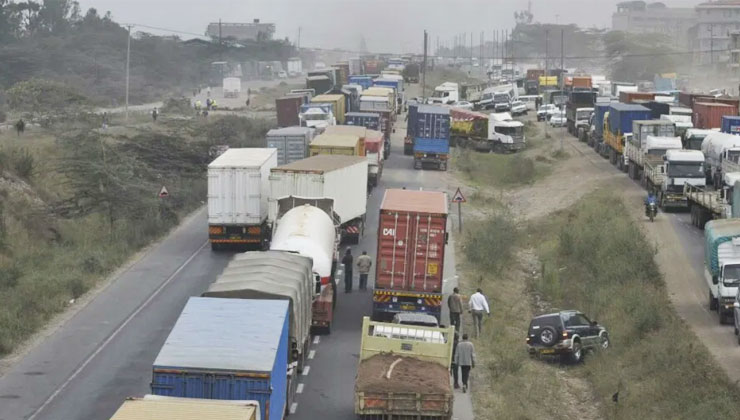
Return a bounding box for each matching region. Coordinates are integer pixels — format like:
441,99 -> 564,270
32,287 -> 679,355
701,132 -> 740,189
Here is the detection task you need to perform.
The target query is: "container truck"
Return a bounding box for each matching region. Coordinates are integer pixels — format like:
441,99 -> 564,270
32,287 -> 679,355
660,114 -> 693,138
269,155 -> 367,244
354,317 -> 454,420
429,82 -> 459,105
109,396 -> 260,420
265,127 -> 316,165
565,90 -> 596,135
287,58 -> 302,77
349,76 -> 373,90
309,133 -> 365,157
722,115 -> 740,135
223,77 -> 241,98
312,94 -> 347,125
404,101 -> 419,155
684,128 -> 713,151
693,102 -> 737,129
701,132 -> 740,188
402,62 -> 420,83
363,87 -> 396,118
208,148 -> 277,251
624,120 -> 676,179
644,148 -> 704,209
604,103 -> 652,170
703,220 -> 740,324
412,105 -> 451,170
589,102 -> 612,150
374,189 -> 448,321
150,298 -> 291,420
203,251 -> 315,369
364,129 -> 384,187
276,96 -> 305,128
299,103 -> 335,129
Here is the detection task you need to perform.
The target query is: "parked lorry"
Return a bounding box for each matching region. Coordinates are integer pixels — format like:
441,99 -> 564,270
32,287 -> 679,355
412,105 -> 451,170
373,189 -> 447,321
429,82 -> 459,105
363,87 -> 397,118
589,102 -> 612,150
299,103 -> 335,129
703,220 -> 740,324
402,62 -> 420,83
701,132 -> 740,188
660,114 -> 693,138
310,132 -> 365,157
603,103 -> 652,170
645,148 -> 704,209
364,129 -> 384,187
207,148 -> 277,251
354,317 -> 454,420
265,127 -> 316,165
565,90 -> 595,136
269,155 -> 367,244
287,58 -> 302,76
312,94 -> 347,125
150,298 -> 291,420
276,96 -> 305,127
110,396 -> 259,420
683,128 -> 713,151
624,120 -> 676,179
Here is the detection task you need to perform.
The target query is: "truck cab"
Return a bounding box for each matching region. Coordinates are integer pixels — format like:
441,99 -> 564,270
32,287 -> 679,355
299,104 -> 336,129
493,92 -> 512,112
659,149 -> 705,207
710,257 -> 740,323
683,128 -> 713,151
429,82 -> 459,105
575,107 -> 594,131
489,113 -> 525,152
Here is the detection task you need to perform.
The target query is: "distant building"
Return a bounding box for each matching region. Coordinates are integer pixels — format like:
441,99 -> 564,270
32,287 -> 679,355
612,1 -> 696,49
691,1 -> 740,66
729,31 -> 740,85
206,19 -> 275,42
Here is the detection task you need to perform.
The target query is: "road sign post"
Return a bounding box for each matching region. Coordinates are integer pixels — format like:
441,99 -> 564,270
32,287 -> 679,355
451,188 -> 466,233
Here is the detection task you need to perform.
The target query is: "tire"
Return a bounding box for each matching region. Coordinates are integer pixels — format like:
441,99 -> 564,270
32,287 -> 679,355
649,211 -> 654,222
734,326 -> 738,335
539,326 -> 557,347
210,242 -> 222,251
600,333 -> 610,350
709,293 -> 718,311
570,341 -> 583,363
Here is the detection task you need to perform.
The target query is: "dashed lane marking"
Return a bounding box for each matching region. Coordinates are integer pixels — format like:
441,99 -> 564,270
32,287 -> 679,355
308,350 -> 316,359
297,383 -> 304,394
302,366 -> 311,376
290,403 -> 298,414
313,336 -> 320,344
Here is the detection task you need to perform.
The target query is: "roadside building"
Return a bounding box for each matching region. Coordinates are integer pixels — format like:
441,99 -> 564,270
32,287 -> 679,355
612,1 -> 696,50
691,1 -> 740,67
206,19 -> 275,42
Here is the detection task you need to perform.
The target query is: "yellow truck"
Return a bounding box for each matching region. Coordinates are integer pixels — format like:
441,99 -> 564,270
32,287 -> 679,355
363,87 -> 396,117
309,133 -> 365,156
354,317 -> 454,420
110,396 -> 258,420
311,94 -> 346,124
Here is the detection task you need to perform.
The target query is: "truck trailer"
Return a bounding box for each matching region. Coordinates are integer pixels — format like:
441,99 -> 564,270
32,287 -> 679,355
412,105 -> 451,171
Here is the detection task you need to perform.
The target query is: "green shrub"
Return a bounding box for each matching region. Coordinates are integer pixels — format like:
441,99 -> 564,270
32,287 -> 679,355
464,213 -> 517,274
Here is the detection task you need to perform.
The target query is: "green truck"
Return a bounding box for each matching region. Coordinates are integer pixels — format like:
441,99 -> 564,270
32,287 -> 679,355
354,317 -> 455,419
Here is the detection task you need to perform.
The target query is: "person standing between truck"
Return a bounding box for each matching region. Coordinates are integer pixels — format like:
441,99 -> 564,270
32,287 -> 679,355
454,334 -> 475,393
448,287 -> 463,331
450,331 -> 460,389
356,251 -> 372,291
468,288 -> 490,338
342,248 -> 354,293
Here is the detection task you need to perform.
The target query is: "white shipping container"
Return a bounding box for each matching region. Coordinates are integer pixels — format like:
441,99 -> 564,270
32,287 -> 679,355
287,58 -> 303,75
268,155 -> 368,224
360,96 -> 391,113
223,77 -> 242,98
208,148 -> 278,226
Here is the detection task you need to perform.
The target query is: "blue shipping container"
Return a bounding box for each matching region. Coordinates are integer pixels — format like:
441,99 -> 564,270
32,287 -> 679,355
349,76 -> 373,90
414,105 -> 450,140
373,79 -> 400,91
151,298 -> 290,420
609,103 -> 651,135
407,102 -> 419,137
414,137 -> 450,154
594,103 -> 612,136
722,116 -> 740,135
345,112 -> 381,131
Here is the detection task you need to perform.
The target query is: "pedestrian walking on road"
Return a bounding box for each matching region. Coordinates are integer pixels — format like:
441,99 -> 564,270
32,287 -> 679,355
468,288 -> 490,338
342,248 -> 354,293
448,287 -> 463,331
15,118 -> 25,136
356,251 -> 373,291
151,107 -> 159,123
450,332 -> 460,389
454,333 -> 475,393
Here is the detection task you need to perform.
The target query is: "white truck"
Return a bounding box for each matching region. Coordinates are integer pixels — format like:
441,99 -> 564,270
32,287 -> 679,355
287,58 -> 303,77
645,148 -> 705,209
299,104 -> 336,130
625,120 -> 676,180
223,77 -> 241,98
704,220 -> 740,324
207,148 -> 278,251
683,128 -> 714,151
701,132 -> 740,189
660,114 -> 693,138
269,155 -> 368,244
428,82 -> 459,105
490,112 -> 525,152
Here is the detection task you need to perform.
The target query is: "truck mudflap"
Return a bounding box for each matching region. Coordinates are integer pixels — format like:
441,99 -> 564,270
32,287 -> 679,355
371,290 -> 443,322
208,223 -> 270,251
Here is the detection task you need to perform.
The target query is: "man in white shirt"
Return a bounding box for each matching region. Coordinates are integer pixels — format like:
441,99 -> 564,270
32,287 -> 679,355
468,288 -> 490,338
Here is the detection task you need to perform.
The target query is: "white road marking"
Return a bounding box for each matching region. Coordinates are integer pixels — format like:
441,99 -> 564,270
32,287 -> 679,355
290,402 -> 298,414
27,240 -> 210,420
308,350 -> 316,359
302,366 -> 311,376
313,336 -> 320,344
296,383 -> 305,394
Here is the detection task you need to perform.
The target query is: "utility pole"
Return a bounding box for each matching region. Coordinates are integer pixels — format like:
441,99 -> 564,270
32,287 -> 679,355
470,32 -> 473,67
545,29 -> 549,137
422,30 -> 428,102
218,19 -> 223,62
710,25 -> 715,67
297,26 -> 301,49
125,24 -> 131,123
560,28 -> 564,151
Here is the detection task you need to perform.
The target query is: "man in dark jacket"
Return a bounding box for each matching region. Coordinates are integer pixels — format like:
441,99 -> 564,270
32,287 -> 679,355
342,249 -> 354,293
450,332 -> 460,389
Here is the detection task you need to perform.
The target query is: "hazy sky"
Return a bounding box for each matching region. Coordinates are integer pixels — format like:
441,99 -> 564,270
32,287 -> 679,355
77,0 -> 701,53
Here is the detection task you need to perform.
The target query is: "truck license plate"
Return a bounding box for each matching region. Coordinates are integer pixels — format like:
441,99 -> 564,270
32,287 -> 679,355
400,304 -> 416,311
540,349 -> 555,354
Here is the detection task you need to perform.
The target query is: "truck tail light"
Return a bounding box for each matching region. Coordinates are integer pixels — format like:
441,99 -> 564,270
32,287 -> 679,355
208,226 -> 223,235
320,276 -> 331,286
562,331 -> 569,339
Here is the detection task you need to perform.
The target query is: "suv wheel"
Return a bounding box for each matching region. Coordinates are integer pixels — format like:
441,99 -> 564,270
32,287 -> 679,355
600,333 -> 610,350
570,341 -> 583,363
539,326 -> 557,347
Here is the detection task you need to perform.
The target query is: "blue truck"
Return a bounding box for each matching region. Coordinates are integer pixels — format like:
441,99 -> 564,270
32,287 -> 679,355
412,105 -> 451,171
345,112 -> 381,131
722,116 -> 740,135
150,297 -> 291,420
349,75 -> 373,90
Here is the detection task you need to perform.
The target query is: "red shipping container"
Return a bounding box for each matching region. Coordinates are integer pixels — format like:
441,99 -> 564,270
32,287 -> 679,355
619,91 -> 655,104
712,97 -> 740,109
679,92 -> 713,108
364,129 -> 384,154
572,76 -> 592,89
376,189 -> 448,294
693,102 -> 737,129
275,96 -> 304,127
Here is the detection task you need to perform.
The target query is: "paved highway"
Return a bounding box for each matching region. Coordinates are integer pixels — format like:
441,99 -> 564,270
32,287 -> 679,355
0,99 -> 472,420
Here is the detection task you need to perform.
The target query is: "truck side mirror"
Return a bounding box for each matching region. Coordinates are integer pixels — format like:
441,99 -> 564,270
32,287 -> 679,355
713,275 -> 719,285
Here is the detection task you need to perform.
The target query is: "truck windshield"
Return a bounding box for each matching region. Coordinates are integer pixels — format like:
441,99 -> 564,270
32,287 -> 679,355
576,110 -> 591,120
667,162 -> 704,178
498,126 -> 523,136
432,90 -> 449,98
685,136 -> 705,150
646,148 -> 669,157
723,265 -> 740,286
727,150 -> 740,163
303,114 -> 327,121
494,94 -> 509,102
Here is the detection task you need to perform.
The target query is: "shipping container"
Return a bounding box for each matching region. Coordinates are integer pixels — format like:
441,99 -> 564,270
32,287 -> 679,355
642,100 -> 671,120
594,102 -> 612,137
413,138 -> 450,154
334,63 -> 350,86
722,116 -> 740,134
413,105 -> 451,140
406,102 -> 419,138
374,189 -> 448,321
527,69 -> 545,81
363,87 -> 396,115
609,103 -> 652,135
571,76 -> 592,90
306,76 -> 333,96
679,92 -> 714,108
223,77 -> 241,98
269,155 -> 367,235
309,133 -> 364,156
693,102 -> 736,129
349,57 -> 363,75
349,76 -> 373,90
312,94 -> 347,124
265,127 -> 316,166
109,396 -> 259,420
150,298 -> 290,420
364,130 -> 384,155
275,96 -> 304,127
345,112 -> 381,131
619,91 -> 655,104
323,126 -> 367,155
207,148 -> 277,250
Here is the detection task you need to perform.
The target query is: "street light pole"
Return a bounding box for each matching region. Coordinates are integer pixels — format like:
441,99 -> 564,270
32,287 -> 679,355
125,24 -> 131,123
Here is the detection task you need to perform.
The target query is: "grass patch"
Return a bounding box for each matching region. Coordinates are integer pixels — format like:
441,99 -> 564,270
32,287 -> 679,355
463,212 -> 517,275
530,190 -> 740,419
454,148 -> 550,188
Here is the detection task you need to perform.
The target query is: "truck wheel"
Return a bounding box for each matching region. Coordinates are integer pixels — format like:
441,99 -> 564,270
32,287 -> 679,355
211,243 -> 222,251
709,294 -> 718,311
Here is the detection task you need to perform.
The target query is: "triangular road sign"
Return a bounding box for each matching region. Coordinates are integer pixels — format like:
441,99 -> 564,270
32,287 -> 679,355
158,185 -> 169,198
451,188 -> 466,203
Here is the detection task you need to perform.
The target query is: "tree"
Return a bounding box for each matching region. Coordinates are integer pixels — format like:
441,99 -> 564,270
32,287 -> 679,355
603,31 -> 677,81
6,78 -> 88,116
